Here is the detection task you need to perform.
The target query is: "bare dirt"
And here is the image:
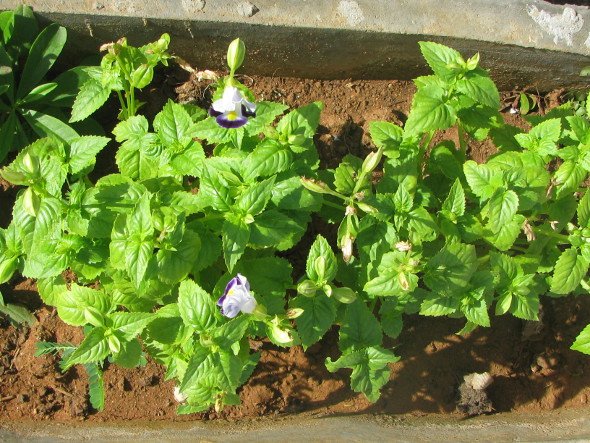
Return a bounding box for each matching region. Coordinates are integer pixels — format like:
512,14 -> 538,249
1,73 -> 589,423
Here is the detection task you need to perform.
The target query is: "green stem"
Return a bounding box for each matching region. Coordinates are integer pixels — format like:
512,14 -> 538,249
458,124 -> 468,157
128,87 -> 136,117
322,199 -> 345,211
116,91 -> 127,116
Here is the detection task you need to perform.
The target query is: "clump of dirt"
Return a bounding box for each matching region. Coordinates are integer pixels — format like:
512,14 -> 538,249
0,75 -> 589,423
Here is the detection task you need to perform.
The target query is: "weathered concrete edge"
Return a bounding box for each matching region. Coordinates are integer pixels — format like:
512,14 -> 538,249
2,0 -> 590,89
1,409 -> 590,442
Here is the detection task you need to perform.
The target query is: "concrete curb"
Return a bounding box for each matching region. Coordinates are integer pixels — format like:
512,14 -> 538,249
3,0 -> 590,89
1,409 -> 590,441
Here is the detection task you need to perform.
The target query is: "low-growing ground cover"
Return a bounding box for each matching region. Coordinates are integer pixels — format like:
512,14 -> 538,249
0,5 -> 589,423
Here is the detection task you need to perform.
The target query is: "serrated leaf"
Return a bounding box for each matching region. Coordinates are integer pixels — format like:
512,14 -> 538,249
551,247 -> 589,294
456,72 -> 500,109
222,215 -> 250,272
463,160 -> 501,200
405,86 -> 456,135
578,189 -> 590,228
242,140 -> 292,182
369,121 -> 403,156
291,294 -> 337,349
418,41 -> 464,81
487,189 -> 519,230
70,78 -> 110,122
236,176 -> 276,216
339,300 -> 382,351
442,178 -> 465,218
68,136 -> 110,174
62,327 -> 109,369
555,160 -> 586,198
178,279 -> 217,332
572,324 -> 590,355
84,363 -> 105,411
153,99 -> 195,146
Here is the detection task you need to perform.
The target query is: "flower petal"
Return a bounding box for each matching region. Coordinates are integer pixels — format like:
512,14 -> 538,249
236,273 -> 250,291
216,113 -> 248,129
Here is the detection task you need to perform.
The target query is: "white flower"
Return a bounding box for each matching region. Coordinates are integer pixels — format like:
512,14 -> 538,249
173,386 -> 187,403
209,86 -> 256,128
217,273 -> 257,318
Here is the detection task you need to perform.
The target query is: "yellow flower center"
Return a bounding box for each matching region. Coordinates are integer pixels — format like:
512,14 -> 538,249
226,111 -> 238,121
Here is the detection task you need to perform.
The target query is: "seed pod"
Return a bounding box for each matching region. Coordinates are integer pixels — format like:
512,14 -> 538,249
107,334 -> 121,354
361,147 -> 383,174
300,177 -> 332,194
286,308 -> 304,319
331,287 -> 357,304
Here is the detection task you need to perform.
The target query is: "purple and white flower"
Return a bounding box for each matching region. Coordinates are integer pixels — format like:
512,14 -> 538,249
209,86 -> 256,129
217,273 -> 257,318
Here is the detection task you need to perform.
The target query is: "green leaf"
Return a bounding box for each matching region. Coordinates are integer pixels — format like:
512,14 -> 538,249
17,23 -> 66,98
85,363 -> 105,411
306,235 -> 337,284
571,324 -> 590,355
334,155 -> 363,195
222,215 -> 250,272
22,109 -> 79,144
369,121 -> 403,156
157,228 -> 200,284
110,312 -> 154,340
236,176 -> 276,216
442,178 -> 465,218
487,189 -> 519,230
551,247 -> 589,294
424,242 -> 477,293
153,99 -> 195,146
463,160 -> 502,200
244,101 -> 288,135
242,140 -> 292,182
456,72 -> 500,109
555,161 -> 586,198
393,183 -> 413,213
339,300 -> 382,351
212,315 -> 250,349
420,294 -> 459,316
62,327 -> 110,369
122,194 -> 154,286
418,41 -> 464,81
271,176 -> 322,212
70,78 -> 111,122
291,294 -> 337,349
578,189 -> 590,228
114,116 -> 160,180
277,101 -> 323,138
112,338 -> 143,368
56,285 -> 110,326
326,346 -> 399,402
178,279 -> 217,332
405,85 -> 456,135
0,299 -> 35,326
379,300 -> 405,339
68,136 -> 110,174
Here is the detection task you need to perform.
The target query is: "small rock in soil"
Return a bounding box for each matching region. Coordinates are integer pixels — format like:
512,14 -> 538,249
236,1 -> 259,17
457,372 -> 494,416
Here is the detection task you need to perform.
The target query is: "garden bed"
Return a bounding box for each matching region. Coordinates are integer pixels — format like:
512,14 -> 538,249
1,74 -> 590,424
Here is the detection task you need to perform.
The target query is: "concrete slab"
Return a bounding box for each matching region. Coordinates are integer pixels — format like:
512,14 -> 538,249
2,0 -> 590,89
1,409 -> 590,442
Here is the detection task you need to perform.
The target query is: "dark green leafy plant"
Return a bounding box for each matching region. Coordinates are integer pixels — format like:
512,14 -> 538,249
0,5 -> 91,163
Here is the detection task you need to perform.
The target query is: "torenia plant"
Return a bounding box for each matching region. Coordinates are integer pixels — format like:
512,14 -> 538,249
70,34 -> 171,122
0,35 -> 316,413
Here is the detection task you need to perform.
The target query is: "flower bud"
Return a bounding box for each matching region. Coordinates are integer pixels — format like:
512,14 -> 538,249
227,38 -> 246,73
173,386 -> 187,403
268,322 -> 293,345
395,241 -> 412,252
23,187 -> 40,217
322,284 -> 332,297
356,202 -> 378,214
341,234 -> 353,263
361,148 -> 383,174
288,133 -> 307,146
22,153 -> 39,175
300,177 -> 332,194
297,279 -> 318,297
0,256 -> 18,284
107,334 -> 121,354
331,287 -> 357,304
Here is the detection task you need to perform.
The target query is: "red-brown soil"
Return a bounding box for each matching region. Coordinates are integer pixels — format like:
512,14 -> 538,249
0,74 -> 589,422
